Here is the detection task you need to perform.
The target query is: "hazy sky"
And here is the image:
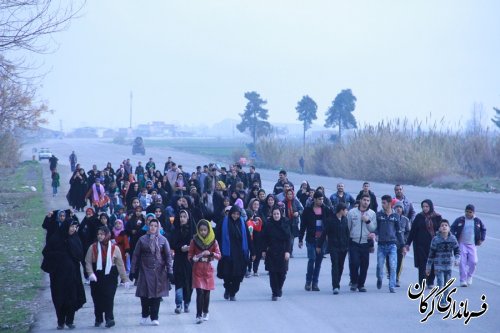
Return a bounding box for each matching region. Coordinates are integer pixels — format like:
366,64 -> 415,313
31,0 -> 500,131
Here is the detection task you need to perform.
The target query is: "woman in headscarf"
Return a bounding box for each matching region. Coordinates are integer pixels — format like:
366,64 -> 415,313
41,220 -> 86,329
130,219 -> 173,326
125,182 -> 140,209
296,181 -> 311,208
69,168 -> 88,211
405,199 -> 442,288
260,194 -> 276,220
111,219 -> 130,280
85,226 -> 130,328
189,219 -> 221,324
77,207 -> 99,283
216,205 -> 251,301
282,189 -> 304,258
261,206 -> 292,301
245,198 -> 265,277
171,209 -> 195,314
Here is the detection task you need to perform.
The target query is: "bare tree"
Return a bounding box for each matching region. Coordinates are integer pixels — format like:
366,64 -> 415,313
0,0 -> 85,53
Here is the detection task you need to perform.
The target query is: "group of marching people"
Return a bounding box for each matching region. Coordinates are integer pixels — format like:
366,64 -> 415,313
41,154 -> 487,329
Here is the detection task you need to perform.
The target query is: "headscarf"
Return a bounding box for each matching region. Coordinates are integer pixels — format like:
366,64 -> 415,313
194,219 -> 215,250
421,199 -> 438,237
285,189 -> 295,220
148,219 -> 162,261
221,205 -> 249,257
96,226 -> 112,275
217,181 -> 226,191
56,210 -> 66,226
112,219 -> 124,238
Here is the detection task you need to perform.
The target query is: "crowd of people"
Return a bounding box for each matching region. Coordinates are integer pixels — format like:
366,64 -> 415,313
41,153 -> 487,329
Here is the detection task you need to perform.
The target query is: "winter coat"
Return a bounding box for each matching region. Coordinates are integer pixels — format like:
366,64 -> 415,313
281,197 -> 304,237
406,212 -> 442,268
131,234 -> 173,298
170,224 -> 194,288
188,240 -> 221,290
355,190 -> 378,212
111,231 -> 130,264
317,214 -> 350,251
262,217 -> 291,273
299,204 -> 334,244
451,216 -> 486,246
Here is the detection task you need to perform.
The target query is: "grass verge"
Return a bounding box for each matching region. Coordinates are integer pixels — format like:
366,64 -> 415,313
0,161 -> 45,333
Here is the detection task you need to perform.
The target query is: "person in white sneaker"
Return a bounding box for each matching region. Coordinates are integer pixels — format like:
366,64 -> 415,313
451,204 -> 486,287
189,220 -> 221,324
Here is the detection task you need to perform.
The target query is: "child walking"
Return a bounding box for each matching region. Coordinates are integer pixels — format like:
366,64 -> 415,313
426,219 -> 460,306
188,219 -> 221,324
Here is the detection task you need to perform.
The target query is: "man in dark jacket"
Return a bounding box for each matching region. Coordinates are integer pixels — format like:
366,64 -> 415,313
356,182 -> 378,212
375,195 -> 404,293
298,190 -> 333,292
273,170 -> 294,195
247,165 -> 261,188
316,202 -> 350,294
451,204 -> 486,287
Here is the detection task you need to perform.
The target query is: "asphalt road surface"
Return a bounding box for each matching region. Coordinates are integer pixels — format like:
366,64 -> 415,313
24,138 -> 499,333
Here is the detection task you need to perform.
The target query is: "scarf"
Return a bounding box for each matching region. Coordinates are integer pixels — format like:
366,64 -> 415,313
246,217 -> 263,240
194,219 -> 215,250
96,239 -> 112,275
148,226 -> 162,261
221,213 -> 249,258
285,192 -> 295,220
112,219 -> 124,238
424,212 -> 438,237
92,183 -> 105,202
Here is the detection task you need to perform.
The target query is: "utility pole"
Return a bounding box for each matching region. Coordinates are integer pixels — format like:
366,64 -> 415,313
129,91 -> 133,129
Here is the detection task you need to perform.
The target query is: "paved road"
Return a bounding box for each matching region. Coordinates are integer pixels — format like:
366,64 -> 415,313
24,138 -> 498,332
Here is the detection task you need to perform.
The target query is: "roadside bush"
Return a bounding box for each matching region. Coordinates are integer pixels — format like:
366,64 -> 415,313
252,118 -> 500,186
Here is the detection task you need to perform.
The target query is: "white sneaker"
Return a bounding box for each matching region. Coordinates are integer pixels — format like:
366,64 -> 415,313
202,313 -> 209,321
140,317 -> 149,326
467,277 -> 473,286
196,317 -> 203,324
460,281 -> 468,287
151,320 -> 159,326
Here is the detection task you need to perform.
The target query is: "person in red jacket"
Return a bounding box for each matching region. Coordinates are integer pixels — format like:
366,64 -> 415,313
188,219 -> 221,324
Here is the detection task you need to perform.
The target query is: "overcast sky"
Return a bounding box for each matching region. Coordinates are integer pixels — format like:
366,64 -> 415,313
32,0 -> 500,131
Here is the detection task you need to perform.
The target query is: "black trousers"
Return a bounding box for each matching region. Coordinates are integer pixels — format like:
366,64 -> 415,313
195,289 -> 211,317
223,277 -> 242,297
247,253 -> 262,273
55,305 -> 75,326
269,271 -> 286,297
90,267 -> 118,323
349,242 -> 370,288
141,297 -> 161,320
417,259 -> 435,287
330,249 -> 348,289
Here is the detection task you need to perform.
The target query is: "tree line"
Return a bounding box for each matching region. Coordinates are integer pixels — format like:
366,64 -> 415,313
237,89 -> 359,153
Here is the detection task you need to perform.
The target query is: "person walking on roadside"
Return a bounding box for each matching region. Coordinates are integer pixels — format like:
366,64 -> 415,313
85,226 -> 130,328
393,184 -> 416,221
375,195 -> 404,293
451,204 -> 486,287
49,154 -> 58,172
69,151 -> 77,172
262,206 -> 292,301
41,220 -> 86,330
426,219 -> 460,306
189,219 -> 221,324
130,219 -> 173,326
51,169 -> 60,197
298,190 -> 333,292
330,183 -> 356,211
356,182 -> 378,213
347,194 -> 377,292
404,199 -> 442,288
386,201 -> 410,287
216,205 -> 251,301
316,202 -> 350,295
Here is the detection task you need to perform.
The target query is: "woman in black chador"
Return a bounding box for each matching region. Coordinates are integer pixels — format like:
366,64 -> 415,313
41,220 -> 86,329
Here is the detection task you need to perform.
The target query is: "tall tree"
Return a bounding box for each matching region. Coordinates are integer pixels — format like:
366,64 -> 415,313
492,107 -> 500,129
296,95 -> 317,155
325,89 -> 357,141
237,91 -> 272,148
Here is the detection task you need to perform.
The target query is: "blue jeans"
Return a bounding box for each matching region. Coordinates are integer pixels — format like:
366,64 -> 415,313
436,270 -> 452,305
306,242 -> 325,285
377,243 -> 397,289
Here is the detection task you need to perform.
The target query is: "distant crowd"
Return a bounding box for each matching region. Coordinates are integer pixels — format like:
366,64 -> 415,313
41,152 -> 487,329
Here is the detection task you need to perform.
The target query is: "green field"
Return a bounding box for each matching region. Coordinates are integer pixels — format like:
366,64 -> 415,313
145,138 -> 247,159
0,161 -> 45,333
